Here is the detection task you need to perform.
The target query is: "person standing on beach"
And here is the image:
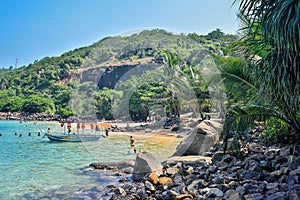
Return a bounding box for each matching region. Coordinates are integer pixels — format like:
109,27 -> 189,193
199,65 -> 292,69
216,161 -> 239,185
67,122 -> 72,133
90,123 -> 94,133
77,122 -> 80,133
81,122 -> 85,133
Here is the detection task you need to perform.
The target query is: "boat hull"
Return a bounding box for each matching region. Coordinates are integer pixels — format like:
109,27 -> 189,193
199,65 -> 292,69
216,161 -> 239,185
45,133 -> 100,142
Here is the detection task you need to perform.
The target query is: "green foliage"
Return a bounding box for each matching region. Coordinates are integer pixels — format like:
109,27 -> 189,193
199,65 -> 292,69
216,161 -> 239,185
22,94 -> 55,114
261,117 -> 295,145
0,90 -> 24,112
219,0 -> 300,153
95,88 -> 122,120
129,82 -> 172,121
188,29 -> 238,56
56,105 -> 74,117
236,0 -> 300,134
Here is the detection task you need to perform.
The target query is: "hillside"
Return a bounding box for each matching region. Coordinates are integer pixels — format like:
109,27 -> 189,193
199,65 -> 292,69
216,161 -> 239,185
0,29 -> 237,119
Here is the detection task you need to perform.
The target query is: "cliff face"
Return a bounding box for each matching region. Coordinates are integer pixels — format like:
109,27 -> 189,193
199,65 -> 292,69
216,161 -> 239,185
69,58 -> 162,90
97,62 -> 161,89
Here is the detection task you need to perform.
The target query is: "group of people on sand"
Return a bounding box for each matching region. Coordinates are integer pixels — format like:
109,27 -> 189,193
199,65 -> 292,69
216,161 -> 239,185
58,121 -> 101,134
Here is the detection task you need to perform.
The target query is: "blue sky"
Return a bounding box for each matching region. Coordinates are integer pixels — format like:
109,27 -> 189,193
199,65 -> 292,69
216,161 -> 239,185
0,0 -> 238,68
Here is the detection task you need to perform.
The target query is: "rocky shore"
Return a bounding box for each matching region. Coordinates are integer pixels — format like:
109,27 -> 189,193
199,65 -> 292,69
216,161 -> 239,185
88,130 -> 300,200
21,119 -> 300,200
0,112 -> 62,121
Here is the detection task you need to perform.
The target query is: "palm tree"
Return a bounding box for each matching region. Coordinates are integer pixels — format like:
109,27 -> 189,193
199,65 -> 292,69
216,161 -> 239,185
154,51 -> 202,118
233,0 -> 300,135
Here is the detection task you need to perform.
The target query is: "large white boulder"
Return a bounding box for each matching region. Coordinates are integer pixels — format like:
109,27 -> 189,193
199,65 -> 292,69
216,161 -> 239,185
172,120 -> 222,156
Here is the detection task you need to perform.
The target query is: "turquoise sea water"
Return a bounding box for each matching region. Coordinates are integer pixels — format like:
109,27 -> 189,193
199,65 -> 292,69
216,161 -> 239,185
0,120 -> 180,199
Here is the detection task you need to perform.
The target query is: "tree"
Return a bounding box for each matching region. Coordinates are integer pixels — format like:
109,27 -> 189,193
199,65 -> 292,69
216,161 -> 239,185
235,0 -> 300,135
218,0 -> 300,149
94,88 -> 121,120
22,95 -> 55,114
207,29 -> 225,41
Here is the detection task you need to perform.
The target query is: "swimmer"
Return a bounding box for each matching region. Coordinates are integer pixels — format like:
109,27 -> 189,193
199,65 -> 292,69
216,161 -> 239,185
130,136 -> 135,148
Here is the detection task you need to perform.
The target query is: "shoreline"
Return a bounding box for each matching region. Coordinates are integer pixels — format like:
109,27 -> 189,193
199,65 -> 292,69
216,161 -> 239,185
0,112 -> 62,121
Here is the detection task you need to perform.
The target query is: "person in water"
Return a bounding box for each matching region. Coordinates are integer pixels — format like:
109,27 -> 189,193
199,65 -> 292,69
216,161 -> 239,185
130,136 -> 135,148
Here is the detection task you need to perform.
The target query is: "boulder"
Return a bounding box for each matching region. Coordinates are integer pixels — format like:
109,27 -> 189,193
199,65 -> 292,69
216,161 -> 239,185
162,155 -> 212,166
132,152 -> 163,181
90,159 -> 135,171
172,120 -> 221,156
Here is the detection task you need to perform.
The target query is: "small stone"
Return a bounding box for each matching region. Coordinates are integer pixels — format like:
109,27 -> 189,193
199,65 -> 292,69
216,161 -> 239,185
244,193 -> 263,200
240,170 -> 261,180
165,167 -> 179,177
203,188 -> 224,197
225,190 -> 240,200
173,173 -> 184,185
147,172 -> 159,185
266,182 -> 278,190
228,181 -> 239,188
162,191 -> 176,199
236,186 -> 246,196
208,165 -> 218,173
290,169 -> 300,176
158,177 -> 173,186
212,176 -> 223,185
175,193 -> 194,200
249,144 -> 264,154
279,147 -> 291,157
271,170 -> 282,177
145,180 -> 156,192
186,166 -> 194,175
114,187 -> 127,196
288,189 -> 300,200
123,167 -> 134,174
212,151 -> 225,163
265,192 -> 285,200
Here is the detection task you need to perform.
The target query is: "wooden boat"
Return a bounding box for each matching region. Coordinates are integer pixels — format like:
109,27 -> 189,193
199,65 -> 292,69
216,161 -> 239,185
45,133 -> 100,142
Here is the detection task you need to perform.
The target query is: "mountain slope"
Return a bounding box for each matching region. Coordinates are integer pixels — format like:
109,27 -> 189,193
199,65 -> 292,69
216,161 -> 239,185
0,29 -> 237,117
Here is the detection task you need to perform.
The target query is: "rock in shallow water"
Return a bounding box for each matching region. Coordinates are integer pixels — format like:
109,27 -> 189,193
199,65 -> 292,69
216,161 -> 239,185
132,152 -> 163,181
